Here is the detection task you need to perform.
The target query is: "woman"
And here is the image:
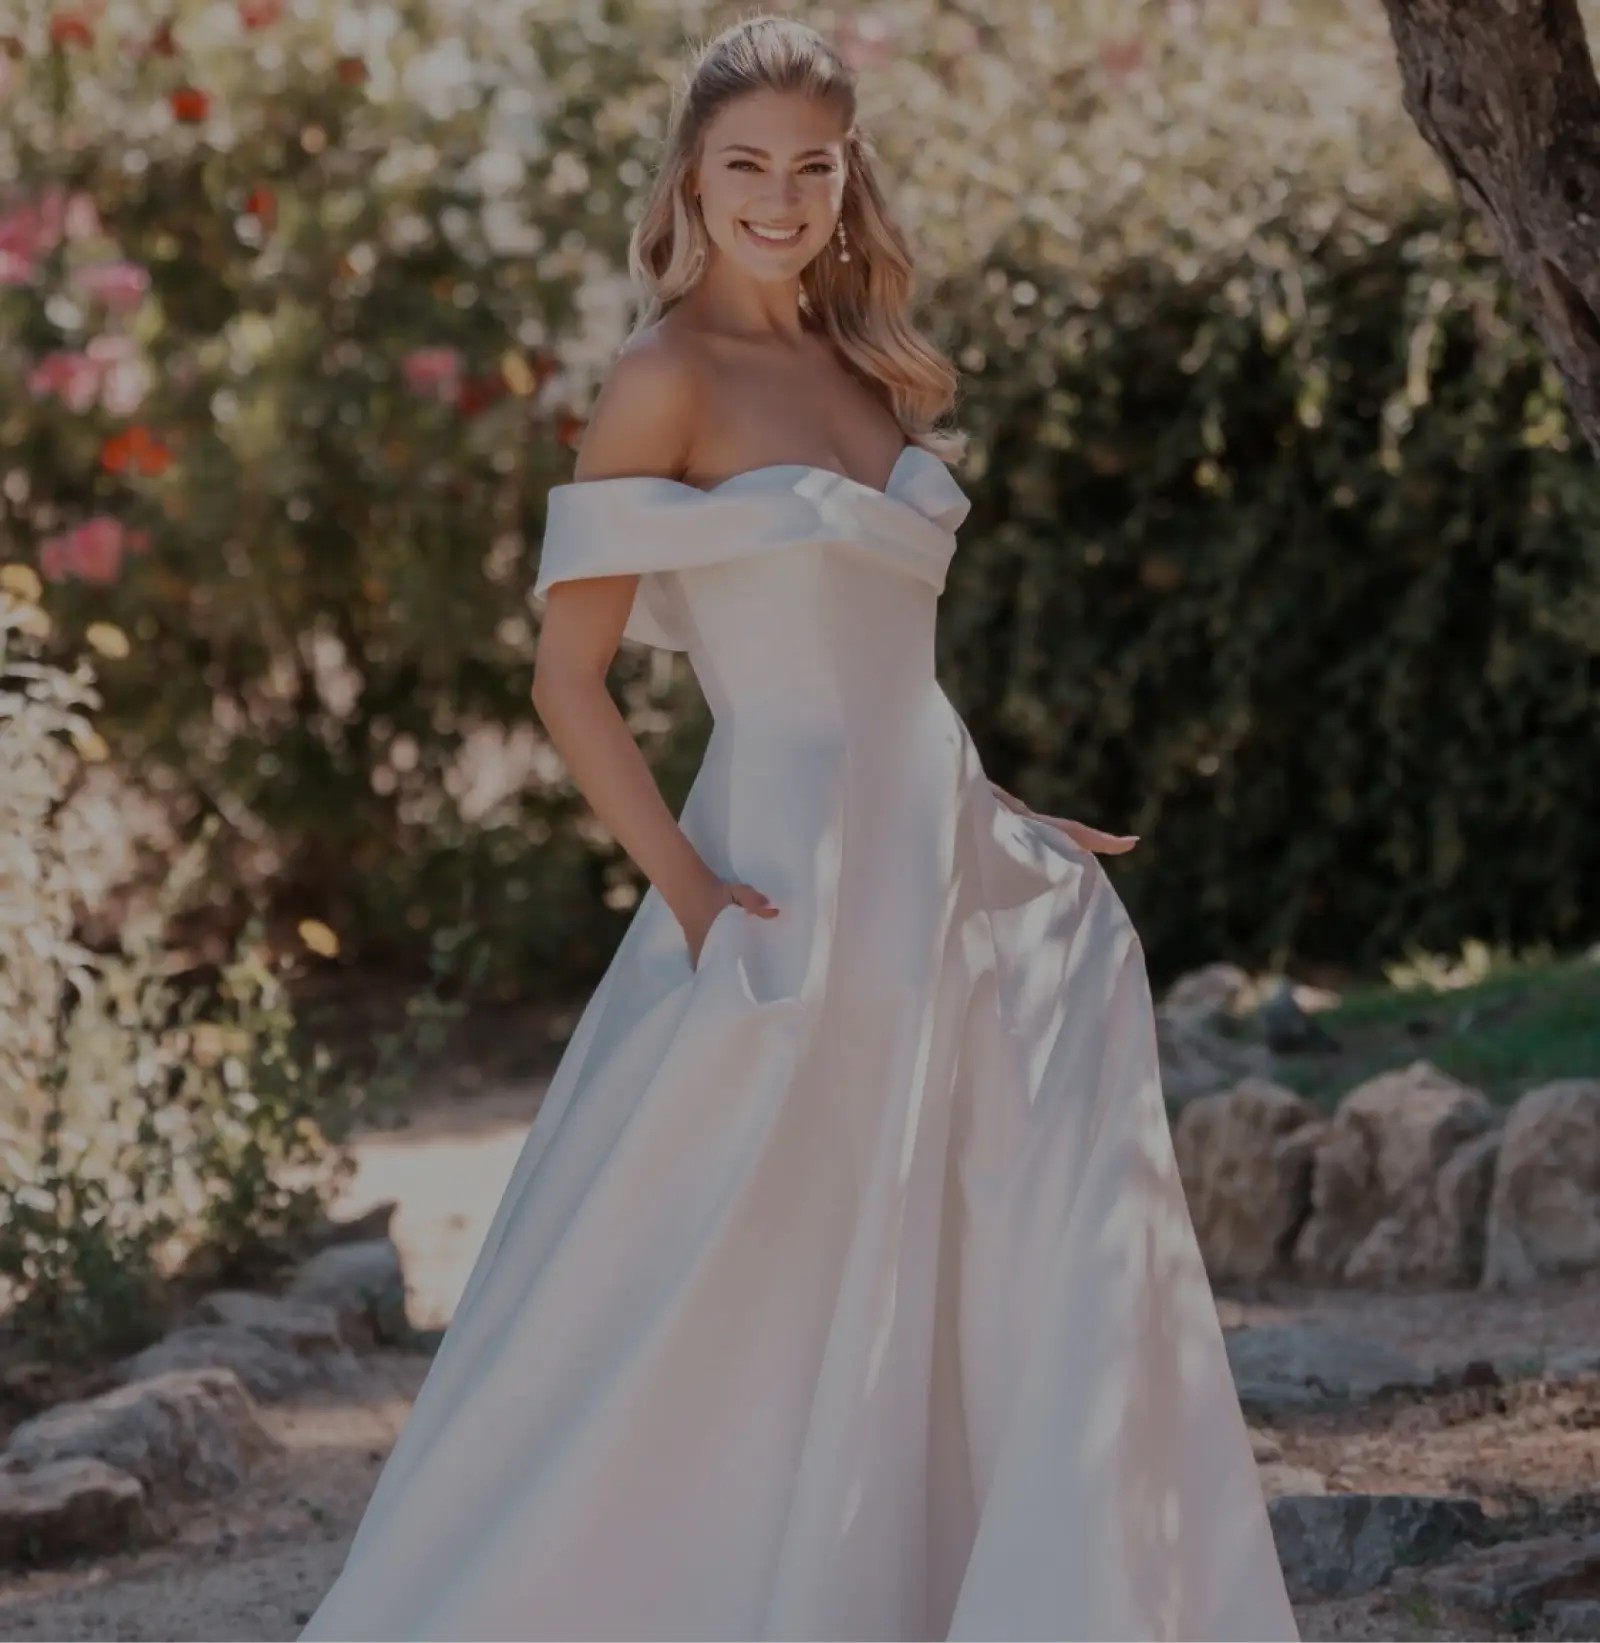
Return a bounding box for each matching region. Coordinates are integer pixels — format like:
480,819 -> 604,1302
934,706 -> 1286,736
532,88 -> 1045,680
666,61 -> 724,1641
302,16 -> 1299,1641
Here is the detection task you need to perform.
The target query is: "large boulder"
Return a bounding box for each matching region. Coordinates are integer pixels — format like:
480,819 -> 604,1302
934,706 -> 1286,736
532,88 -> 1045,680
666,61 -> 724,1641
1389,1528 -> 1600,1619
1481,1079 -> 1600,1289
1155,1016 -> 1275,1109
190,1290 -> 351,1356
2,1367 -> 274,1501
1171,1078 -> 1321,1280
115,1322 -> 356,1402
1292,1060 -> 1498,1284
1224,1323 -> 1431,1413
287,1237 -> 411,1347
1268,1492 -> 1486,1601
1160,962 -> 1255,1027
0,1457 -> 147,1566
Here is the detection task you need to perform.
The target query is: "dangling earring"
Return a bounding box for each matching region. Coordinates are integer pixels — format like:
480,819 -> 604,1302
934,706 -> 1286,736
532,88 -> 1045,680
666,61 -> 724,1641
835,214 -> 851,263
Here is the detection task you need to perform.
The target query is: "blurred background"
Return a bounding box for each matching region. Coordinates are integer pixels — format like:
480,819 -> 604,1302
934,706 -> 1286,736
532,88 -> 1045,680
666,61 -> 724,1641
1,3 -> 1598,1636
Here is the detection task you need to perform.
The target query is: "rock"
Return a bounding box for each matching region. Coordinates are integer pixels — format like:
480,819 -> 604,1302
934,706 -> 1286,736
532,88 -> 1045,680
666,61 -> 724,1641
1224,1323 -> 1430,1412
190,1290 -> 350,1356
1293,1061 -> 1497,1284
1254,979 -> 1339,1055
1268,1492 -> 1486,1601
1390,1529 -> 1600,1617
2,1368 -> 273,1500
1156,1014 -> 1275,1109
115,1324 -> 356,1401
303,1198 -> 399,1252
1160,962 -> 1254,1027
1172,1078 -> 1321,1280
1544,1345 -> 1600,1384
1345,1127 -> 1502,1286
1482,1079 -> 1600,1289
1258,1461 -> 1327,1498
287,1238 -> 410,1348
1543,1599 -> 1600,1639
0,1457 -> 147,1566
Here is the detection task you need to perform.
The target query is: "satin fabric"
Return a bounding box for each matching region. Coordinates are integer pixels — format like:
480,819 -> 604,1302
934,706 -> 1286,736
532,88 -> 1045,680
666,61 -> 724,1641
300,444 -> 1299,1642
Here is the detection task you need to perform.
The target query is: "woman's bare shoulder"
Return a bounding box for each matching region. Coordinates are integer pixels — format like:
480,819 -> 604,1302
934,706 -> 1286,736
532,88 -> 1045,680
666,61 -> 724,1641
574,322 -> 709,483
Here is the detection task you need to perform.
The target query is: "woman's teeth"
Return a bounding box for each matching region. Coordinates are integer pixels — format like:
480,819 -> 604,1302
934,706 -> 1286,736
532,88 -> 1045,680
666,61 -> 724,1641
742,221 -> 804,246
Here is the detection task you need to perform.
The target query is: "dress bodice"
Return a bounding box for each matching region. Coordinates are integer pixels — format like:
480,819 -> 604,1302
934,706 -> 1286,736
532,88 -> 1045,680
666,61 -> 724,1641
531,443 -> 972,655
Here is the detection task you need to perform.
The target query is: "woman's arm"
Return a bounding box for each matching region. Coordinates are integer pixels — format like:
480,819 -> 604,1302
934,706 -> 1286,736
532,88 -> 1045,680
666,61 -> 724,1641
530,338 -> 734,939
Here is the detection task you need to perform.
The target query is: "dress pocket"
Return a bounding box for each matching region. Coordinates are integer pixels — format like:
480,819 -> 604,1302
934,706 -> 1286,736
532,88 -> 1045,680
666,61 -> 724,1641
674,902 -> 810,1021
687,899 -> 741,976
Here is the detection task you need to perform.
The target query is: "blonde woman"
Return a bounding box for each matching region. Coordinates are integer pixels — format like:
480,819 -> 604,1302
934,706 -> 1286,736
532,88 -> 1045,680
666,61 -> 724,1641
302,16 -> 1298,1641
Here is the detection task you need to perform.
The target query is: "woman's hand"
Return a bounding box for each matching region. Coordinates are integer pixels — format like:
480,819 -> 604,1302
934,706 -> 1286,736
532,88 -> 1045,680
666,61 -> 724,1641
989,779 -> 1139,854
681,877 -> 780,970
1030,812 -> 1140,854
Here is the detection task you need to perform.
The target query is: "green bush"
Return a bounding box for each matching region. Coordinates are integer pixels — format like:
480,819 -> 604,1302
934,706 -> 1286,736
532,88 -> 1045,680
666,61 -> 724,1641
935,206 -> 1600,972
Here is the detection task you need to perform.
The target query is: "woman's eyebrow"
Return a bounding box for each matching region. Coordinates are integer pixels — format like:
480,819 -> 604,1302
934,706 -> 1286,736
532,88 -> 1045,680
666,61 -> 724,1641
716,142 -> 836,159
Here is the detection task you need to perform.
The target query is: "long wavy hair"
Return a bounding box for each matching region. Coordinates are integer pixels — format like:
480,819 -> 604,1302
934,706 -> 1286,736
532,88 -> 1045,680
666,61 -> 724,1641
625,13 -> 965,460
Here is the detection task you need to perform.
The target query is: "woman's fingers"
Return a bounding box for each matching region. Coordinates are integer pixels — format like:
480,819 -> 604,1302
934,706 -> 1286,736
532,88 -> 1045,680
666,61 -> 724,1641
1037,815 -> 1140,854
731,881 -> 780,916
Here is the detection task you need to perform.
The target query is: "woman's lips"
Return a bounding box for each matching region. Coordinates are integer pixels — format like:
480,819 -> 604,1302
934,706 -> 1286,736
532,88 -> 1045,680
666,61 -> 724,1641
740,220 -> 805,248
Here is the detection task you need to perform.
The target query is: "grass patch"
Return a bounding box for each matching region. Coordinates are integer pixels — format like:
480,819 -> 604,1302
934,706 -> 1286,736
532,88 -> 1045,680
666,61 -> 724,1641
1270,942 -> 1600,1109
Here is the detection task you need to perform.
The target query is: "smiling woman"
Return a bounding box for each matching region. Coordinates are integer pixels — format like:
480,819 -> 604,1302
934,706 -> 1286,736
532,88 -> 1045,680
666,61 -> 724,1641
299,14 -> 1300,1643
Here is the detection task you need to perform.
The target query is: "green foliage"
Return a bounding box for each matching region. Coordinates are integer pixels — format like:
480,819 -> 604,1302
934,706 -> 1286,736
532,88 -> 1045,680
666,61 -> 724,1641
2,0 -> 1597,996
1269,943 -> 1600,1107
934,205 -> 1600,974
0,581 -> 467,1362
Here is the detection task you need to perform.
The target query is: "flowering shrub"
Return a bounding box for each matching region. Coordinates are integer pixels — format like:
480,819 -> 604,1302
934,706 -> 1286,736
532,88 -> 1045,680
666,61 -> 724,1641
0,569 -> 469,1361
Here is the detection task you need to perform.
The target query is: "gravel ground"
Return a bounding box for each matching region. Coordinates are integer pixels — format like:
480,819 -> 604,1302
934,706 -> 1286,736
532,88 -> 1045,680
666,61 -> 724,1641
1,1077 -> 1594,1642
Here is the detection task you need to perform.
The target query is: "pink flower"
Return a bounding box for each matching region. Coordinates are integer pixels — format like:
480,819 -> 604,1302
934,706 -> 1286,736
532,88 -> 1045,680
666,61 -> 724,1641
25,339 -> 147,415
73,260 -> 149,313
28,350 -> 103,412
0,204 -> 51,263
40,516 -> 129,585
401,346 -> 464,404
88,334 -> 148,416
0,248 -> 33,286
0,186 -> 99,264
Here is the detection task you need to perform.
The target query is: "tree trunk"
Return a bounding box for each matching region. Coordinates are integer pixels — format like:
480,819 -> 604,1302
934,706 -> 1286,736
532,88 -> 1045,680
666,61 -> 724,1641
1377,0 -> 1600,459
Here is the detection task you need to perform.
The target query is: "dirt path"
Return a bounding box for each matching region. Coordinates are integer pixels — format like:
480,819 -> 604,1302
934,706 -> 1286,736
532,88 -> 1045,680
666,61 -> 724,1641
0,1076 -> 1595,1642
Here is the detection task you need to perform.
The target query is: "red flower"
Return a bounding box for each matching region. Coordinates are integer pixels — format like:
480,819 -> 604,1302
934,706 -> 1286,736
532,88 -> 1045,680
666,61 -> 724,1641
49,12 -> 94,48
148,19 -> 179,57
458,374 -> 507,418
237,0 -> 281,27
242,184 -> 277,228
335,55 -> 366,86
100,425 -> 173,478
557,413 -> 585,450
170,84 -> 210,123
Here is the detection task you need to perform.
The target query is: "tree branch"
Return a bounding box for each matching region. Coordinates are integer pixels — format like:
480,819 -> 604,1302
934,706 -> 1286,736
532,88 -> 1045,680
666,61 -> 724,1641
1378,0 -> 1600,457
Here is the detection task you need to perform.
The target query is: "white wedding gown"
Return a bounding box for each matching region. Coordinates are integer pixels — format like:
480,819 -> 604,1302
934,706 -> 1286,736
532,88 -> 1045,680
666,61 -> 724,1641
301,445 -> 1299,1642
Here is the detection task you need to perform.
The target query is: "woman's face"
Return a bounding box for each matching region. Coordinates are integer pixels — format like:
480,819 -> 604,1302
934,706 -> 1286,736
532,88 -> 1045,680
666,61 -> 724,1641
693,89 -> 848,280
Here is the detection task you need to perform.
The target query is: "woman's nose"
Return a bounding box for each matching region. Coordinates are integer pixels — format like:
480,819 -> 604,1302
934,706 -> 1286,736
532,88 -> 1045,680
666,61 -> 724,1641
763,173 -> 802,209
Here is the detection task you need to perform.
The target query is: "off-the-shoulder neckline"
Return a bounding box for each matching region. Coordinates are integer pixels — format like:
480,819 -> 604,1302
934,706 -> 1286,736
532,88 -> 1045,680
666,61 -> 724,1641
555,442 -> 935,503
